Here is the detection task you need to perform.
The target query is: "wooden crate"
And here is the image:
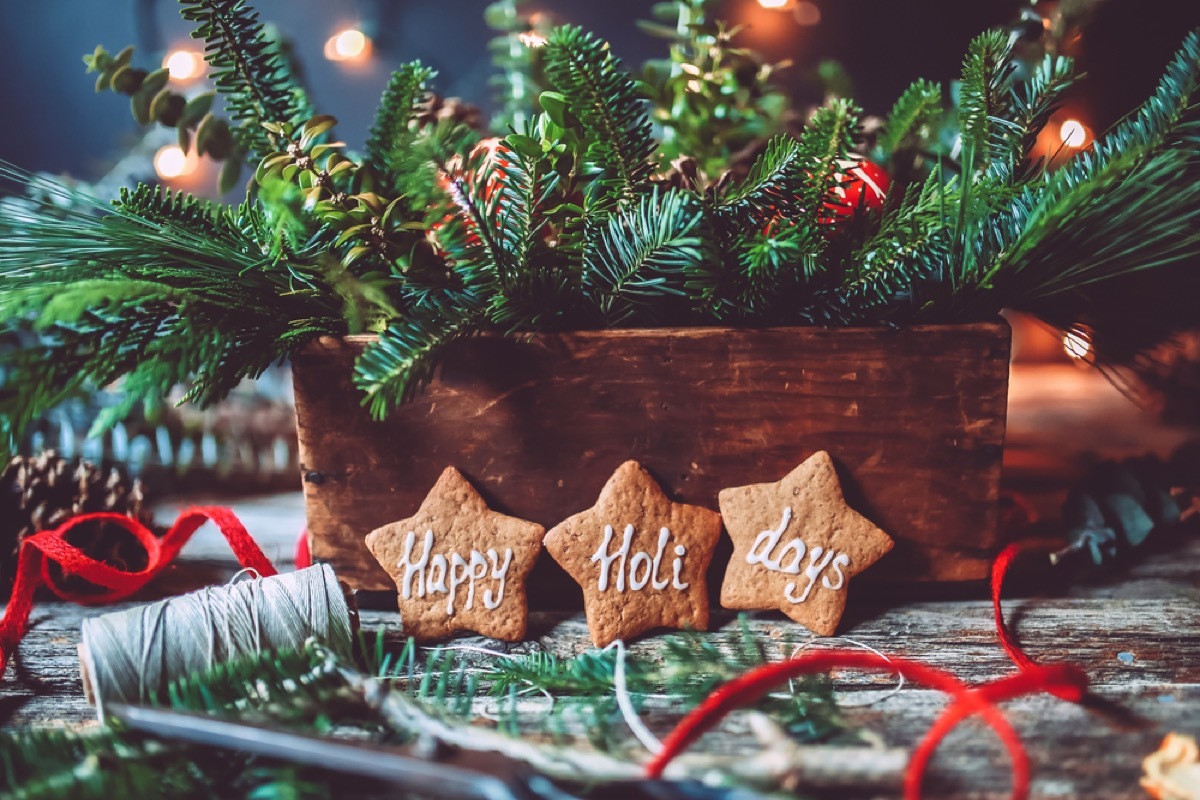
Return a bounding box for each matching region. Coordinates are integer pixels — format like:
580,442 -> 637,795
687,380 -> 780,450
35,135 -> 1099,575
293,321 -> 1011,606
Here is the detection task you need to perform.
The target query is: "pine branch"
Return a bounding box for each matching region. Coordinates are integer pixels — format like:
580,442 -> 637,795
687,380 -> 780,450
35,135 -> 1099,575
876,78 -> 942,158
179,0 -> 312,159
0,168 -> 343,456
716,135 -> 805,225
365,62 -> 436,180
990,54 -> 1076,181
352,307 -> 482,418
543,25 -> 655,210
484,143 -> 577,328
794,98 -> 858,246
581,188 -> 706,324
972,30 -> 1200,303
957,30 -> 1016,176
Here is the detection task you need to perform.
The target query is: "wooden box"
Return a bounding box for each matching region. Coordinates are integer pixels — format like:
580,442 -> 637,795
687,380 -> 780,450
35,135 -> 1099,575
293,321 -> 1011,605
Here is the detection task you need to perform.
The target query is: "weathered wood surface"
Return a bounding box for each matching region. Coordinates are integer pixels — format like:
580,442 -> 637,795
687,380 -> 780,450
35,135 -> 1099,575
1,496 -> 1197,799
293,323 -> 1012,601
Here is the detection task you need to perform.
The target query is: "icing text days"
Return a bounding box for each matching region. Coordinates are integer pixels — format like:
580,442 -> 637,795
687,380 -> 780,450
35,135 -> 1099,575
746,507 -> 851,603
591,524 -> 689,592
399,530 -> 513,616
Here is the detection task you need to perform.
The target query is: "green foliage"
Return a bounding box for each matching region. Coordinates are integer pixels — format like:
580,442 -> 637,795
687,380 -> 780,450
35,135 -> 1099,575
639,0 -> 793,177
4,0 -> 1200,441
582,188 -> 706,323
876,79 -> 943,160
957,29 -> 1015,175
485,0 -> 553,132
716,135 -> 805,224
353,308 -> 480,417
0,644 -> 362,799
365,62 -> 436,183
179,0 -> 312,161
83,45 -> 240,189
543,25 -> 655,209
0,169 -> 344,459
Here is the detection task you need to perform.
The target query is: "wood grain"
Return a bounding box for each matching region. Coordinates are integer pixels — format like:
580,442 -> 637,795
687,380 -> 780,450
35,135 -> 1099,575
292,322 -> 1012,602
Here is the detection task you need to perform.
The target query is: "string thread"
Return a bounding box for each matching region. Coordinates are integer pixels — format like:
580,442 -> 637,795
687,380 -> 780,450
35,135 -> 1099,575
81,563 -> 352,718
1,507 -> 278,677
645,541 -> 1091,800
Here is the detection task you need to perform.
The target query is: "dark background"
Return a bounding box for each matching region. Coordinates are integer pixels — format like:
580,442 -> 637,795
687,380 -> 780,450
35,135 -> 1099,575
1,0 -> 1198,181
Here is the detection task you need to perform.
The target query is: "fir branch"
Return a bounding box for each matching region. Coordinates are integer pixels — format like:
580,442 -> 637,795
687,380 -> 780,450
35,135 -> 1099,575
544,25 -> 655,209
990,54 -> 1076,182
793,98 -> 858,251
0,168 -> 342,456
876,78 -> 942,158
581,188 -> 706,323
485,144 -> 577,328
352,308 -> 481,418
969,29 -> 1200,312
179,0 -> 312,159
957,30 -> 1016,176
1060,29 -> 1200,185
716,135 -> 805,225
365,62 -> 435,180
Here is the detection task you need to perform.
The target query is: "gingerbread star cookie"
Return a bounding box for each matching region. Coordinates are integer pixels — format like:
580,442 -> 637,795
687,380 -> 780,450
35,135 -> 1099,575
719,451 -> 893,636
365,467 -> 544,641
544,461 -> 722,647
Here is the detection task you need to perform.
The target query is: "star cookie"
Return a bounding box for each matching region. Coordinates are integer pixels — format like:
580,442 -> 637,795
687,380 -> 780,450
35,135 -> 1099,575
365,466 -> 544,641
719,451 -> 893,636
544,461 -> 722,647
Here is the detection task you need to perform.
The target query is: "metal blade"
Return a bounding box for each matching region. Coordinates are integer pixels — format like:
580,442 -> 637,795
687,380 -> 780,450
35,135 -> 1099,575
106,702 -> 530,800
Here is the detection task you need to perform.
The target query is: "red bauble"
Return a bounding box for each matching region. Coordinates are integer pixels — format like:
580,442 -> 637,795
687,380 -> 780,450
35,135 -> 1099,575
823,158 -> 890,223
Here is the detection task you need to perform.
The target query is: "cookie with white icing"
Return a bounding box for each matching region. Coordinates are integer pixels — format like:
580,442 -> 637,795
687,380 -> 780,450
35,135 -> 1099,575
719,451 -> 894,636
365,467 -> 544,641
544,460 -> 722,647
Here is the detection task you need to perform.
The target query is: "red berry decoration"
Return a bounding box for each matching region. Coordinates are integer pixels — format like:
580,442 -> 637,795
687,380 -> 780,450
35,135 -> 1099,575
824,158 -> 890,223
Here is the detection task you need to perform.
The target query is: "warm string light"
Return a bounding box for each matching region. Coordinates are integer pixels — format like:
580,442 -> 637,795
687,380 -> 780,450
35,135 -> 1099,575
518,31 -> 547,48
1059,119 -> 1090,148
1063,326 -> 1092,361
153,145 -> 199,180
163,49 -> 205,82
755,0 -> 820,25
324,28 -> 372,63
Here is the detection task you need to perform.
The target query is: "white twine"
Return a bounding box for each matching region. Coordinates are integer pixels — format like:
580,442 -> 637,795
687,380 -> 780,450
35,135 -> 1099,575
81,564 -> 352,720
604,640 -> 664,755
789,636 -> 906,707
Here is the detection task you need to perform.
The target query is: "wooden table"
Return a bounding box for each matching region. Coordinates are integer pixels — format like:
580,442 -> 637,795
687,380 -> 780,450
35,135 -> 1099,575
3,365 -> 1199,799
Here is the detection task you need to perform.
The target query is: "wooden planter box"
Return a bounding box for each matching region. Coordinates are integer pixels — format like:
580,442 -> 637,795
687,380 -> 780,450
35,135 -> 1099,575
294,321 -> 1011,606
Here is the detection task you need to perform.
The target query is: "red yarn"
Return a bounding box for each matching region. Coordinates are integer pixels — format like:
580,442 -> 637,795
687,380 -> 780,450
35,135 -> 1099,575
645,542 -> 1090,800
295,528 -> 313,570
0,507 -> 276,677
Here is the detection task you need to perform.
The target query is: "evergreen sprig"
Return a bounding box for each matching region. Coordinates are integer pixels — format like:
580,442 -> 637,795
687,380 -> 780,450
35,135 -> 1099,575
958,30 -> 1016,176
179,0 -> 312,159
716,135 -> 805,225
365,62 -> 436,186
582,188 -> 706,323
543,25 -> 655,209
4,1 -> 1200,444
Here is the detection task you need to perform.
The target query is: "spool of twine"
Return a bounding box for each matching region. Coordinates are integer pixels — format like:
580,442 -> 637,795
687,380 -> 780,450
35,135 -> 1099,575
79,564 -> 353,718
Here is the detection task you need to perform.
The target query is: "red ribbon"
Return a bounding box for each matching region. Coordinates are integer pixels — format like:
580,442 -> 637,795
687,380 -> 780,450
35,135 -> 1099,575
646,541 -> 1089,800
0,508 -> 277,677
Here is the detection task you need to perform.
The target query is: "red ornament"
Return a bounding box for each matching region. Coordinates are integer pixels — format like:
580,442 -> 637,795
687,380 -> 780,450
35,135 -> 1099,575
823,158 -> 890,223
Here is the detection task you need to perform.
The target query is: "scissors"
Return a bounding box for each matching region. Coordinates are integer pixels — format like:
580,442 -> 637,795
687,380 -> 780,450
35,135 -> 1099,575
107,703 -> 767,800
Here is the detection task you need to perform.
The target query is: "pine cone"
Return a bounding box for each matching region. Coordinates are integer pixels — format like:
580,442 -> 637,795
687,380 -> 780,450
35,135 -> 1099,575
414,94 -> 484,130
1050,448 -> 1196,569
0,452 -> 155,599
